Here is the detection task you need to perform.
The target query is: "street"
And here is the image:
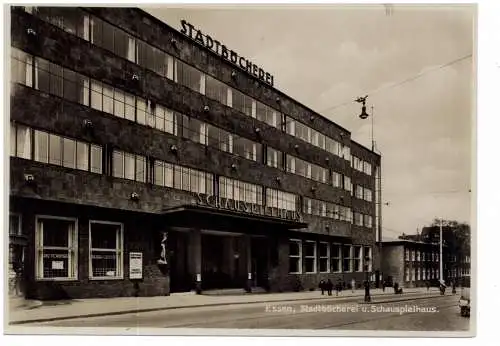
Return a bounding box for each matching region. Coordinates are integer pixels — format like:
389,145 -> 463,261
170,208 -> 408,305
27,294 -> 469,331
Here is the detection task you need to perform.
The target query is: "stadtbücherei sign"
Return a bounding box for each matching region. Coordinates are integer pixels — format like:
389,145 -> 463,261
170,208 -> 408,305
196,193 -> 302,222
180,20 -> 275,87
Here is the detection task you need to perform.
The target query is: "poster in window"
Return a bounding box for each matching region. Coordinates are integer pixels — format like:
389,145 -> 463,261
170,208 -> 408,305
52,261 -> 64,270
129,252 -> 143,280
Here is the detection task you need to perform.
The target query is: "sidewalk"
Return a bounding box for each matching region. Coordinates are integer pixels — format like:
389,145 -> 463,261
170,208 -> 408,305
8,287 -> 444,325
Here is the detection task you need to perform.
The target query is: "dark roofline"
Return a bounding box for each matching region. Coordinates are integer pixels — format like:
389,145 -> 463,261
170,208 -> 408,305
379,239 -> 441,246
350,140 -> 382,158
132,7 -> 370,145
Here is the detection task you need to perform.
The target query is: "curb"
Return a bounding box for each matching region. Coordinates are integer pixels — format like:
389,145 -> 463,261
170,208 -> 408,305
357,293 -> 453,305
9,291 -> 441,325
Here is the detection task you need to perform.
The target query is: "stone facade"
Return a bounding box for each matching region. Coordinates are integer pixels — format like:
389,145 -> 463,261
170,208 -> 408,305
9,6 -> 381,299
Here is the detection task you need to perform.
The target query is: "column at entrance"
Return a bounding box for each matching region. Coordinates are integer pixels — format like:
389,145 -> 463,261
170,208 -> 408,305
188,228 -> 202,294
238,235 -> 252,292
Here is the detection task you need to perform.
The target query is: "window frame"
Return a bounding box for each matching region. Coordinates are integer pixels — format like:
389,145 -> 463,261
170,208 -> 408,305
35,215 -> 78,281
289,239 -> 302,274
88,220 -> 124,280
303,240 -> 317,274
318,241 -> 330,273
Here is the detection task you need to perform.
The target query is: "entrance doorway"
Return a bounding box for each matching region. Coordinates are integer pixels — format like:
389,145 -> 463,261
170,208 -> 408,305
251,237 -> 269,289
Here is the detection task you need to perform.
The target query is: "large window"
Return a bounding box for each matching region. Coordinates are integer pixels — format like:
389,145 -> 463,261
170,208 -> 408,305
205,74 -> 229,105
177,60 -> 204,93
319,242 -> 329,273
325,137 -> 341,156
90,80 -> 135,121
331,244 -> 341,272
332,172 -> 342,188
286,154 -> 328,184
342,245 -> 352,272
36,57 -> 90,105
354,246 -> 362,272
231,88 -> 254,117
354,212 -> 363,226
364,247 -> 372,272
289,239 -> 302,274
91,16 -> 135,62
35,216 -> 78,280
266,188 -> 297,211
344,176 -> 352,194
89,221 -> 123,279
304,241 -> 317,273
154,160 -> 214,195
32,128 -> 101,173
10,123 -> 31,159
233,136 -> 261,162
256,100 -> 281,129
266,147 -> 284,169
112,150 -> 146,182
11,48 -> 33,87
136,40 -> 174,79
9,214 -> 22,236
30,7 -> 90,40
219,177 -> 263,205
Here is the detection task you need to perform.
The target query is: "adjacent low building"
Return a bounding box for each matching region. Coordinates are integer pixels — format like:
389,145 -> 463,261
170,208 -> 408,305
9,6 -> 381,299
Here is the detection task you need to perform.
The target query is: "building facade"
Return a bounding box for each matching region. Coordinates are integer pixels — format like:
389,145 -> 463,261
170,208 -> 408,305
380,240 -> 443,288
9,6 -> 381,299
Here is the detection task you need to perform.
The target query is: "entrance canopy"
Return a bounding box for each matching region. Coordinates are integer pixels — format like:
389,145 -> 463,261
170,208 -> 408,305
161,204 -> 308,233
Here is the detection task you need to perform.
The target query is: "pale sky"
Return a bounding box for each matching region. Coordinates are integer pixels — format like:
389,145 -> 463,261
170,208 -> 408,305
144,4 -> 474,239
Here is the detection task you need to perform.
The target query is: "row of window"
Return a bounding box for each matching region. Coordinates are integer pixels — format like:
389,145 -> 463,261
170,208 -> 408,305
352,156 -> 372,175
289,240 -> 372,274
11,48 -> 263,164
11,123 -> 377,222
12,49 -> 362,186
404,248 -> 440,262
405,267 -> 440,282
34,215 -> 123,280
10,123 -> 103,174
22,7 -> 372,172
354,185 -> 373,202
303,198 -> 353,223
353,212 -> 373,228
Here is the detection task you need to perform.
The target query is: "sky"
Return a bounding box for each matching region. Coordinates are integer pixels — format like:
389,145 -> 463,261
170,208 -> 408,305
143,4 -> 475,239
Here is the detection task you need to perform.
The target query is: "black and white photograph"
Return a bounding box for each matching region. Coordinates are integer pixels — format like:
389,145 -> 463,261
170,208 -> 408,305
4,1 -> 476,337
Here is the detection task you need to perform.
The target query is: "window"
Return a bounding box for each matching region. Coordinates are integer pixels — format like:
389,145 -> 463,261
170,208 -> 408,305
331,244 -> 341,272
233,136 -> 261,162
289,239 -> 302,274
31,129 -> 101,173
304,241 -> 316,273
364,247 -> 372,272
342,245 -> 352,272
35,57 -> 90,106
405,267 -> 410,282
332,172 -> 342,188
405,248 -> 410,261
256,101 -> 281,128
325,137 -> 340,156
412,268 -> 416,281
180,115 -> 207,145
177,60 -> 203,93
32,7 -> 90,40
35,216 -> 77,280
159,163 -> 214,194
416,250 -> 421,262
364,161 -> 372,175
342,145 -> 351,161
355,185 -> 364,199
266,147 -> 283,169
344,176 -> 352,194
205,75 -> 228,105
137,40 -> 173,78
220,177 -> 262,205
112,150 -> 147,183
91,16 -> 135,62
266,188 -> 297,211
354,246 -> 362,272
231,88 -> 253,117
89,221 -> 123,279
11,47 -> 33,87
364,215 -> 372,228
319,242 -> 329,273
10,124 -> 32,159
354,212 -> 363,226
9,214 -> 22,236
364,188 -> 373,202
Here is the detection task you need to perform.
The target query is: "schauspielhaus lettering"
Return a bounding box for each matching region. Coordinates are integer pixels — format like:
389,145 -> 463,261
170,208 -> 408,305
180,20 -> 275,87
196,193 -> 302,222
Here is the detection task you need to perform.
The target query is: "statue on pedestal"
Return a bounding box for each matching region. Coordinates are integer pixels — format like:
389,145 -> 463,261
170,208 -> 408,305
157,232 -> 168,265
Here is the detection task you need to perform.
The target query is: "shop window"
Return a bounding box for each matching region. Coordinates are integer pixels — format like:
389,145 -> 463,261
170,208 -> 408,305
304,241 -> 316,273
89,221 -> 123,279
289,239 -> 302,274
331,244 -> 341,272
342,245 -> 352,272
35,216 -> 78,280
319,242 -> 329,273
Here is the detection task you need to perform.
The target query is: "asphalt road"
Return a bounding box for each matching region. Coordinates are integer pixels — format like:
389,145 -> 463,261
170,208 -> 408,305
29,294 -> 470,331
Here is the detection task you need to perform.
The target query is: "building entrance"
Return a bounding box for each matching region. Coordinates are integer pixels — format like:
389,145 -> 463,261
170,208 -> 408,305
251,237 -> 269,289
201,233 -> 241,289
